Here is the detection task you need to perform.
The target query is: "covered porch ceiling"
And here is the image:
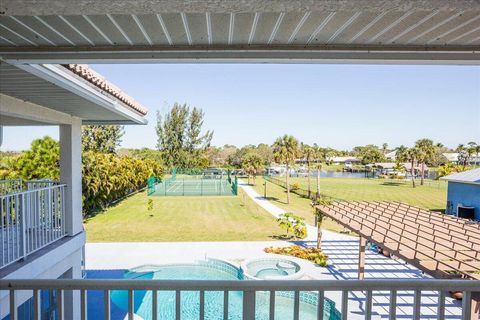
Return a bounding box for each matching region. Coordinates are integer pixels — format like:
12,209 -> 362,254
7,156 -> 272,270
0,1 -> 479,64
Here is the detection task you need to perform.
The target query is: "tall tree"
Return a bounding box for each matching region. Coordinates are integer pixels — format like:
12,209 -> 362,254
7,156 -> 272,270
302,145 -> 316,198
382,143 -> 388,154
396,145 -> 418,188
82,125 -> 124,153
353,144 -> 385,165
467,142 -> 479,166
242,152 -> 263,185
156,103 -> 213,168
313,145 -> 325,199
415,138 -> 437,185
273,135 -> 299,204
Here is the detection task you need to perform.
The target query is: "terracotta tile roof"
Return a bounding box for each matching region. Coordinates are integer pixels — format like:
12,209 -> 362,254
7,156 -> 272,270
62,64 -> 148,115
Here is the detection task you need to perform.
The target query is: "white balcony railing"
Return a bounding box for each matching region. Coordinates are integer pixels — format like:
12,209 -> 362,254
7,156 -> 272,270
2,279 -> 480,320
0,184 -> 67,268
0,179 -> 23,196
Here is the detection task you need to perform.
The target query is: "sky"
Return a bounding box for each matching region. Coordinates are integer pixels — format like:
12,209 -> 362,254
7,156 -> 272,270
2,64 -> 480,151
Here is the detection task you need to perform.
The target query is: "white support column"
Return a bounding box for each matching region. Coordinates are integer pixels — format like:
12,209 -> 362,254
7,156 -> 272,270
60,118 -> 83,236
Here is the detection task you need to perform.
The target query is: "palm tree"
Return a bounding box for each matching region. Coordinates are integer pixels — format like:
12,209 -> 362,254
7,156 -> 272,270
396,145 -> 419,188
273,135 -> 299,204
476,144 -> 480,167
313,146 -> 325,199
382,143 -> 388,154
406,147 -> 420,188
415,139 -> 436,186
302,145 -> 315,198
467,142 -> 478,166
242,152 -> 263,185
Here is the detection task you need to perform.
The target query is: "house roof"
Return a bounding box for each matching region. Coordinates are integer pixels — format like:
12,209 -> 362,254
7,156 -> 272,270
441,168 -> 480,185
63,64 -> 148,116
0,62 -> 147,124
385,150 -> 397,159
328,157 -> 361,163
443,153 -> 460,162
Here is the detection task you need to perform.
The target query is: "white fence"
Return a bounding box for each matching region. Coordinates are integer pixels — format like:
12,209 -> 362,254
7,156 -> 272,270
0,184 -> 67,268
1,279 -> 479,320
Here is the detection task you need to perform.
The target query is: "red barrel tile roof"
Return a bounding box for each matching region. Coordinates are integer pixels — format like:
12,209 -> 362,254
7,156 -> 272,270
62,64 -> 148,116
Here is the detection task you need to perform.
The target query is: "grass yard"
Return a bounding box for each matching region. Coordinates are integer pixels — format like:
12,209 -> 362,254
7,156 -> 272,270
249,176 -> 448,231
85,189 -> 283,242
288,176 -> 447,209
249,179 -> 341,229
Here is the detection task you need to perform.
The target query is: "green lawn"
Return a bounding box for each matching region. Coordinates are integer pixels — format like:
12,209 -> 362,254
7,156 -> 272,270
85,189 -> 283,242
250,176 -> 447,231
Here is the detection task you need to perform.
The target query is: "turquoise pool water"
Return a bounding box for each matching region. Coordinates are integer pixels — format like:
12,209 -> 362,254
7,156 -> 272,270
110,261 -> 341,320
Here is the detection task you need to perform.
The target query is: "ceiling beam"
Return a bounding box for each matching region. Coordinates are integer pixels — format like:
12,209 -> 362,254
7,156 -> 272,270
1,45 -> 479,65
2,0 -> 479,16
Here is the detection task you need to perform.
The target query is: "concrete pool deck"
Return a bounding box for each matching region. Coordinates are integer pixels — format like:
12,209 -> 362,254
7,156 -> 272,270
86,239 -> 462,319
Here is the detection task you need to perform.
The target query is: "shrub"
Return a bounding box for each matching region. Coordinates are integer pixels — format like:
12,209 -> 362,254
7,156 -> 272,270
82,151 -> 163,215
290,182 -> 300,191
0,137 -> 165,216
264,246 -> 328,267
277,212 -> 306,239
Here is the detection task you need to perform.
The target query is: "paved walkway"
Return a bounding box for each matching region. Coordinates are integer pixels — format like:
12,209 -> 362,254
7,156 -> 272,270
238,179 -> 353,241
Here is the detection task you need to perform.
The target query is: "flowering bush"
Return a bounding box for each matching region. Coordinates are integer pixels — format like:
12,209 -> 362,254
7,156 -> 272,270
264,246 -> 328,266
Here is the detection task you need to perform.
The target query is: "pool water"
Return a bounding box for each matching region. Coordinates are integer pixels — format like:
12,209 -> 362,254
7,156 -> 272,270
108,261 -> 340,320
255,267 -> 288,278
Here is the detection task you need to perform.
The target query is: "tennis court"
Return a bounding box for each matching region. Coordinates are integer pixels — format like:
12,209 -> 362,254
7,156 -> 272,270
148,172 -> 238,197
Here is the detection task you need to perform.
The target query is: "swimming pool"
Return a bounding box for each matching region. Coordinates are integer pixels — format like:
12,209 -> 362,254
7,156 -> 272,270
108,259 -> 341,320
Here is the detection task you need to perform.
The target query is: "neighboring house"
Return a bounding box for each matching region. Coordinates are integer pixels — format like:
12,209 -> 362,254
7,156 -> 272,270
327,156 -> 362,165
374,162 -> 427,177
0,63 -> 148,318
385,150 -> 397,161
443,153 -> 460,164
443,152 -> 480,165
441,168 -> 480,220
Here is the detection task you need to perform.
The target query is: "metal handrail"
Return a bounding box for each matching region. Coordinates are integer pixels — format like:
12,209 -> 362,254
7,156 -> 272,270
1,278 -> 480,290
0,184 -> 67,199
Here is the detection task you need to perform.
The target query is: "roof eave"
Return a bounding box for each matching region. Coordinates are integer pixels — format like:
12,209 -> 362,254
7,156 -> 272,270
14,64 -> 147,124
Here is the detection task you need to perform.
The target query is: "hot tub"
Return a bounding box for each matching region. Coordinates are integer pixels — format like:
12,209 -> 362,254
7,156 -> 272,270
241,257 -> 303,280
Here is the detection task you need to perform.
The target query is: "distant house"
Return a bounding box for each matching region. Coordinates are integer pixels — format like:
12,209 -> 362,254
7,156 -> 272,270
385,150 -> 397,161
443,152 -> 480,165
327,156 -> 362,165
441,168 -> 480,220
374,162 -> 427,177
443,153 -> 460,164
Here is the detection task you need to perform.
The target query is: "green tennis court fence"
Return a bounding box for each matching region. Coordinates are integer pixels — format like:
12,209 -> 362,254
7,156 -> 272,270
148,175 -> 238,196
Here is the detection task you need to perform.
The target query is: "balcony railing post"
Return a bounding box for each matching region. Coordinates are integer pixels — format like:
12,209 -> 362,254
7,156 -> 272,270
21,193 -> 26,259
243,290 -> 255,320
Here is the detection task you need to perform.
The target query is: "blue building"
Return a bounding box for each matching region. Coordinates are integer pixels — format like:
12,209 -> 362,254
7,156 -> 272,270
442,168 -> 480,220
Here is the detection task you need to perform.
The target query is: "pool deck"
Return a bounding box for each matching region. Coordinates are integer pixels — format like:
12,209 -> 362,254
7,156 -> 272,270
86,239 -> 462,320
84,181 -> 462,319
